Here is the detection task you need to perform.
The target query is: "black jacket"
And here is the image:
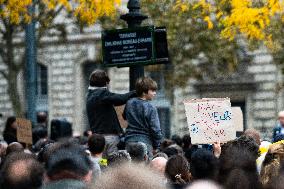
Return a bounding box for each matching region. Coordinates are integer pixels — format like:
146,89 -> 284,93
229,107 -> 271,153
86,87 -> 136,135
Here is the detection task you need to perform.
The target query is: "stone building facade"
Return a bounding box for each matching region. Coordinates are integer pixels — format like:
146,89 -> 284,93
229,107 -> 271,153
0,20 -> 283,140
172,48 -> 284,140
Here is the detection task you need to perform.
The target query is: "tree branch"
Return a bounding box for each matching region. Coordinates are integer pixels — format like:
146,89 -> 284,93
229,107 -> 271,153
0,70 -> 8,80
0,46 -> 8,64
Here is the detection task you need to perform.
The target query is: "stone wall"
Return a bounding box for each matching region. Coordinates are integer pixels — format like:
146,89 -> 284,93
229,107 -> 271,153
172,48 -> 283,140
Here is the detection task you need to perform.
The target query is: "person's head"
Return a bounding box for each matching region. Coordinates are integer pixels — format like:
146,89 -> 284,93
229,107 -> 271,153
83,130 -> 92,137
171,135 -> 183,147
32,126 -> 48,145
243,129 -> 261,145
45,144 -> 93,183
160,139 -> 174,151
93,163 -> 166,189
6,142 -> 24,156
89,69 -> 110,87
163,144 -> 183,158
126,142 -> 148,162
182,134 -> 192,149
150,157 -> 167,175
107,150 -> 131,167
219,146 -> 261,189
36,111 -> 47,124
186,180 -> 222,189
88,134 -> 105,155
1,152 -> 44,189
165,155 -> 191,184
222,135 -> 259,160
153,152 -> 168,160
260,143 -> 284,187
4,116 -> 17,132
190,149 -> 219,181
135,77 -> 157,100
278,111 -> 284,126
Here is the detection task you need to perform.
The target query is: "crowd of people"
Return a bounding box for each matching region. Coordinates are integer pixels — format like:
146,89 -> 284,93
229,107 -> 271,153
0,69 -> 284,189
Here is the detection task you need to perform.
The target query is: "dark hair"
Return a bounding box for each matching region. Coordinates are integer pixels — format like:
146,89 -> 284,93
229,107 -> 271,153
165,155 -> 190,184
4,116 -> 16,132
32,126 -> 48,144
6,142 -> 24,156
89,69 -> 110,87
126,142 -> 147,162
182,134 -> 192,149
135,77 -> 157,97
45,144 -> 92,181
3,116 -> 17,144
163,146 -> 179,158
190,149 -> 219,180
171,135 -> 183,147
1,152 -> 44,189
107,150 -> 131,167
88,134 -> 105,154
219,146 -> 261,189
160,139 -> 174,151
36,112 -> 47,124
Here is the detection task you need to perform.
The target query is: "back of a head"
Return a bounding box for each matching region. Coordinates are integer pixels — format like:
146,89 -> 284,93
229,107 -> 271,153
171,135 -> 183,146
186,180 -> 222,189
222,135 -> 259,160
36,111 -> 47,124
243,129 -> 261,145
89,69 -> 110,87
260,143 -> 284,187
150,157 -> 167,175
46,144 -> 92,181
182,134 -> 192,149
88,134 -> 105,155
126,142 -> 147,162
163,146 -> 179,158
219,146 -> 260,189
1,152 -> 44,189
107,150 -> 131,167
190,149 -> 219,181
6,142 -> 24,156
93,163 -> 166,189
160,139 -> 174,151
32,126 -> 48,144
165,154 -> 190,184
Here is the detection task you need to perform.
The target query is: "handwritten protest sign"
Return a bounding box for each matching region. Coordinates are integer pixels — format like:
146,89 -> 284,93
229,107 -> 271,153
16,118 -> 32,144
184,98 -> 235,144
232,107 -> 244,132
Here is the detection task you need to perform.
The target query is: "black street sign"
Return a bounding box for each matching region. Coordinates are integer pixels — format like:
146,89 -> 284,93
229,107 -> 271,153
102,26 -> 168,67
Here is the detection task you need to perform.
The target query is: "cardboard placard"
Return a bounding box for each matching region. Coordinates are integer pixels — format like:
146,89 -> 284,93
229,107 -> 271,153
115,105 -> 128,129
232,107 -> 244,132
16,118 -> 32,144
184,98 -> 235,144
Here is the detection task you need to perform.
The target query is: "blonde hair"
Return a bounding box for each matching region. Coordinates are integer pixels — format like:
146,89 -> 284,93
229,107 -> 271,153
260,143 -> 284,186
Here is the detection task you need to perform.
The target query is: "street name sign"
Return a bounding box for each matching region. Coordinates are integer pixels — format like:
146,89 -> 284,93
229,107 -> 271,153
102,26 -> 168,67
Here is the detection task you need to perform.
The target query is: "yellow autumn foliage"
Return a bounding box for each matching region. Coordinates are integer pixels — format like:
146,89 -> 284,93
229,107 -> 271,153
175,0 -> 284,49
0,0 -> 121,25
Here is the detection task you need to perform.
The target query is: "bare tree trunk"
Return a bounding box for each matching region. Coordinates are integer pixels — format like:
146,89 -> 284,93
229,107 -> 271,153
7,69 -> 24,117
3,24 -> 25,117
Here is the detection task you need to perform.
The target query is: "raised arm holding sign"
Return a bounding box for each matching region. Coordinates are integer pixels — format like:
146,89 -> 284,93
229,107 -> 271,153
184,98 -> 236,144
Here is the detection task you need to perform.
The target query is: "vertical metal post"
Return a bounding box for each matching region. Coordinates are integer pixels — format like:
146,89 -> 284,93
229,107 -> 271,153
120,0 -> 148,91
25,2 -> 37,124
